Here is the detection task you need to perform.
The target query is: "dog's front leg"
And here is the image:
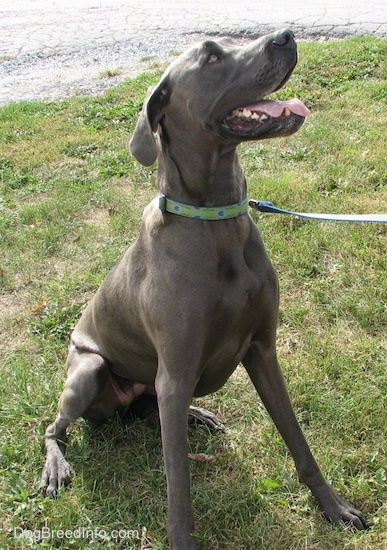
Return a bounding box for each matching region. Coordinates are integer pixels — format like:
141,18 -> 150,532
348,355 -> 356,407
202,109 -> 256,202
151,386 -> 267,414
42,350 -> 109,495
243,343 -> 369,530
156,366 -> 197,550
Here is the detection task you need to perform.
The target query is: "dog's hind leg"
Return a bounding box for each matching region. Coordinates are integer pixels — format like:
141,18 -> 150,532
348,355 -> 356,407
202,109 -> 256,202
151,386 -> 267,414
42,347 -> 111,495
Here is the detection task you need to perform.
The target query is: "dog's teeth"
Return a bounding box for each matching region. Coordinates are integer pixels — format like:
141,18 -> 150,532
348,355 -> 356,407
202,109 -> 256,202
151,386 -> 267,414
284,108 -> 291,117
230,108 -> 270,121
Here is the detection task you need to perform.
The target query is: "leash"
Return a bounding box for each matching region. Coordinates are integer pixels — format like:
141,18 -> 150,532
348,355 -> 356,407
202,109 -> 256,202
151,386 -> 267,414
158,194 -> 387,223
249,200 -> 387,223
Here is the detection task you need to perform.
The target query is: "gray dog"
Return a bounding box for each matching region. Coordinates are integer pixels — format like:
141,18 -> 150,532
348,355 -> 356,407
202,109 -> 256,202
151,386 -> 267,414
42,29 -> 368,549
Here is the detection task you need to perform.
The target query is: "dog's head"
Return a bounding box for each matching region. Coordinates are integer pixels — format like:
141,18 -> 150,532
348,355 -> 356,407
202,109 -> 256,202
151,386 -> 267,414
130,29 -> 310,166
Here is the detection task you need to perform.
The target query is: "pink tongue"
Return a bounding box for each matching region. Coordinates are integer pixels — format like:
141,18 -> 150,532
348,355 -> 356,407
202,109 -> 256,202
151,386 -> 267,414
245,98 -> 311,117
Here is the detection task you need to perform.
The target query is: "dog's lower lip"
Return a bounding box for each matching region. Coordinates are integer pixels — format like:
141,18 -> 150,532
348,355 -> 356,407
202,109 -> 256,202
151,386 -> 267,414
222,112 -> 302,137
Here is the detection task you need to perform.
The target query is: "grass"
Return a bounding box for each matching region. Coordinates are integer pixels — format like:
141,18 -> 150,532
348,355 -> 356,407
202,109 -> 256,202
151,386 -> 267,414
0,36 -> 386,549
98,67 -> 125,79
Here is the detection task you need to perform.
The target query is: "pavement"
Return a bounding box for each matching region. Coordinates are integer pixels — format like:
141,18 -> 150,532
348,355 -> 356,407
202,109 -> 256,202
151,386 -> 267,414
1,0 -> 386,104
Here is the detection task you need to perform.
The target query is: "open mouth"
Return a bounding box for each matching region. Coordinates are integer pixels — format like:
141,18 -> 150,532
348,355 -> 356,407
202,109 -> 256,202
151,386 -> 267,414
221,98 -> 311,139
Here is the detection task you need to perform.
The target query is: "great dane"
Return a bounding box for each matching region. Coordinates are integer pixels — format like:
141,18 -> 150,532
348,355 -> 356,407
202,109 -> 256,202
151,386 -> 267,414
42,29 -> 368,549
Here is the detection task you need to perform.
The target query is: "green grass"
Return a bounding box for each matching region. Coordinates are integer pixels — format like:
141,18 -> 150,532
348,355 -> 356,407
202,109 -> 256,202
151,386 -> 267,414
1,36 -> 386,549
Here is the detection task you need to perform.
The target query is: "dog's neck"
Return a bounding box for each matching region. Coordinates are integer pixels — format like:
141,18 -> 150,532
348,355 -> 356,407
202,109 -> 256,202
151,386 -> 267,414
156,136 -> 247,208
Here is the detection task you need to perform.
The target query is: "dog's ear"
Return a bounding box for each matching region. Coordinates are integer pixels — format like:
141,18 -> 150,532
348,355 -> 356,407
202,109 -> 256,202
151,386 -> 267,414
129,80 -> 170,166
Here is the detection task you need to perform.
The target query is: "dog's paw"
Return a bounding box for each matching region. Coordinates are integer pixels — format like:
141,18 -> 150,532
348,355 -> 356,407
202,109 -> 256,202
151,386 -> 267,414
188,406 -> 225,431
319,487 -> 370,531
41,452 -> 72,496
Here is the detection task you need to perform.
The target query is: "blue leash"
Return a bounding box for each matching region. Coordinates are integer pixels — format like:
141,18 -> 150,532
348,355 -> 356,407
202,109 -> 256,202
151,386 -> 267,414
249,200 -> 387,223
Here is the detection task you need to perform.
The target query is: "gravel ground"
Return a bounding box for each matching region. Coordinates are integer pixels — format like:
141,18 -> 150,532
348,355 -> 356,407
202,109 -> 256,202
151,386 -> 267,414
0,26 -> 358,105
0,32 -> 210,104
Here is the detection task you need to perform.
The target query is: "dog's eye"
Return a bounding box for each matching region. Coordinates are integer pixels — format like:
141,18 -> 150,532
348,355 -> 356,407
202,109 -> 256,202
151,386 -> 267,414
203,41 -> 224,65
207,53 -> 219,64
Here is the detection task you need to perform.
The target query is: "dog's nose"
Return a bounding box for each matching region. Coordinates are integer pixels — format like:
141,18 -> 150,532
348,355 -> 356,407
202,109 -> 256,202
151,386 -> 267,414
272,29 -> 295,47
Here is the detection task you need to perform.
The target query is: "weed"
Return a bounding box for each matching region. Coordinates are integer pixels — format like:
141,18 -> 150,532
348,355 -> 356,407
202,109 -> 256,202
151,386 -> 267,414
63,143 -> 99,158
30,302 -> 85,342
98,67 -> 125,79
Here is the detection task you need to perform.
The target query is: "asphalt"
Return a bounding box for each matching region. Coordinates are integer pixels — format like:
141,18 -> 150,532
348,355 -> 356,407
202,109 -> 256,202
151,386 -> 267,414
1,0 -> 386,104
